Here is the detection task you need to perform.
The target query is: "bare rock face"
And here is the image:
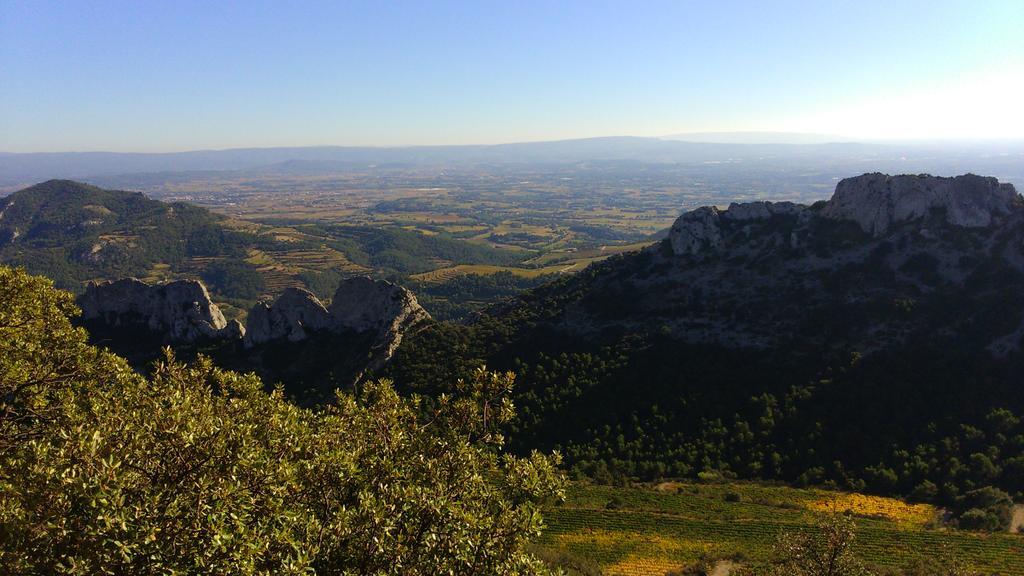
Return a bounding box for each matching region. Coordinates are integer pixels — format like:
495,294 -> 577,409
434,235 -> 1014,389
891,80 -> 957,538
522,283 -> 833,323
722,200 -> 804,221
244,287 -> 331,347
328,277 -> 427,333
79,278 -> 234,343
644,172 -> 1024,355
328,276 -> 431,367
668,174 -> 1021,257
223,319 -> 246,341
822,173 -> 1020,236
669,201 -> 806,256
669,206 -> 723,256
242,276 -> 430,369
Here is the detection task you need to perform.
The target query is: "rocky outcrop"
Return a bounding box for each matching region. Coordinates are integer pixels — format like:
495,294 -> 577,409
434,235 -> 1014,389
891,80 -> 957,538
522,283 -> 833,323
669,201 -> 805,256
328,276 -> 431,367
822,173 -> 1020,236
669,207 -> 723,256
723,200 -> 804,221
79,278 -> 237,343
243,276 -> 430,368
328,277 -> 428,336
222,319 -> 246,341
243,287 -> 331,346
668,174 -> 1022,256
610,172 -> 1024,354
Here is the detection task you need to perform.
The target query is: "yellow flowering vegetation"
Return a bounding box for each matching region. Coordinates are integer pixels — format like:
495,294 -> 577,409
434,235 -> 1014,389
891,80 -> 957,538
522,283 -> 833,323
605,555 -> 687,576
807,493 -> 937,527
557,530 -> 712,576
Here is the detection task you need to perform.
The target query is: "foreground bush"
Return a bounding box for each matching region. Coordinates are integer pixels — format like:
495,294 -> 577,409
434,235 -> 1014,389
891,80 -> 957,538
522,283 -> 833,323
754,514 -> 873,576
0,266 -> 564,574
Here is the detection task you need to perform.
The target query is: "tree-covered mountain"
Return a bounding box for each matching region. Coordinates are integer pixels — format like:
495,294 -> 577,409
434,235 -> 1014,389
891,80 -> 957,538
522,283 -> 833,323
386,174 -> 1024,523
0,181 -> 533,317
0,179 -> 261,291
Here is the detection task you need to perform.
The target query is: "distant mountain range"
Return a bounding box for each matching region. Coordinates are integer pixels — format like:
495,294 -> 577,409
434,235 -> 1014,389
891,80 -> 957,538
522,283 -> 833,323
4,136 -> 1024,188
662,131 -> 854,144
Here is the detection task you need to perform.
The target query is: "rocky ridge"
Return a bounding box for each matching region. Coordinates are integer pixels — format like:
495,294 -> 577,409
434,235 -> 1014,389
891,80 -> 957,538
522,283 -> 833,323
79,278 -> 242,344
80,275 -> 430,369
243,287 -> 332,346
244,276 -> 430,369
669,173 -> 1021,256
327,276 -> 431,366
821,173 -> 1019,236
572,172 -> 1024,355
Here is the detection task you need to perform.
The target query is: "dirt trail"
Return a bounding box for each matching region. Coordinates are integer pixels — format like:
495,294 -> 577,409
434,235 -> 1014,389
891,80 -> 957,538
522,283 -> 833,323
1011,505 -> 1024,533
710,560 -> 737,576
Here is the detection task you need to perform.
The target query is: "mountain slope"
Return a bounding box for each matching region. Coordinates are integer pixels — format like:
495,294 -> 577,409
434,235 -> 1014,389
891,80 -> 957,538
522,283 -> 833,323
387,173 -> 1024,511
0,179 -> 256,290
0,180 -> 540,319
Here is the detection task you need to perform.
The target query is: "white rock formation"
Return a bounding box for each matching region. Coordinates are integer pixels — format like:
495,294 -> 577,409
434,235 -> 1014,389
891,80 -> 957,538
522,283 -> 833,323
723,201 -> 804,221
668,174 -> 1021,256
669,201 -> 805,256
669,206 -> 723,256
328,277 -> 427,333
243,287 -> 332,346
822,173 -> 1020,236
243,276 -> 430,367
328,276 -> 431,366
79,278 -> 234,343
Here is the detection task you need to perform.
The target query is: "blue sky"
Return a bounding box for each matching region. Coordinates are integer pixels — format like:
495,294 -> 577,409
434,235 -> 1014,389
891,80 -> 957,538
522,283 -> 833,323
1,0 -> 1021,151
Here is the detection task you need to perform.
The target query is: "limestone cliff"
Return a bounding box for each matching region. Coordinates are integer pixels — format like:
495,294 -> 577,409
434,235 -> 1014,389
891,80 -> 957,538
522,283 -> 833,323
328,276 -> 431,368
667,173 -> 1020,256
821,173 -> 1019,236
243,276 -> 429,368
79,278 -> 238,343
244,287 -> 332,346
606,172 -> 1024,354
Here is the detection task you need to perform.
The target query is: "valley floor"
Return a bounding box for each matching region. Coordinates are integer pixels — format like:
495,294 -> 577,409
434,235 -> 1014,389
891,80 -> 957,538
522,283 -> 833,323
541,481 -> 1024,576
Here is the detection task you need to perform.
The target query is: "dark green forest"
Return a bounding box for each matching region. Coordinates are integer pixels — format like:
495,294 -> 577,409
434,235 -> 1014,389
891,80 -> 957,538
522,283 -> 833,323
408,271 -> 556,321
385,247 -> 1024,531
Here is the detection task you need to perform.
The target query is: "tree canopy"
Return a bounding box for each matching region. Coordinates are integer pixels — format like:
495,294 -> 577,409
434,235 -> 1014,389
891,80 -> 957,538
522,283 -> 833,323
0,265 -> 564,574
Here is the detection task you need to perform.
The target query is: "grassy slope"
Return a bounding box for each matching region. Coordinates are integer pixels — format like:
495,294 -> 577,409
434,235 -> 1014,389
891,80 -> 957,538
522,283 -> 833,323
540,482 -> 1024,576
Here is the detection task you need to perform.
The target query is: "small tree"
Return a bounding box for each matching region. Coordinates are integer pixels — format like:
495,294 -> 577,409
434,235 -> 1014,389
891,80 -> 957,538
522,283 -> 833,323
763,513 -> 874,576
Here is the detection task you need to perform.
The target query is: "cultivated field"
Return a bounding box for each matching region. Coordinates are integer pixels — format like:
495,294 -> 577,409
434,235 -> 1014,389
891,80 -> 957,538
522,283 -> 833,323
541,482 -> 1024,576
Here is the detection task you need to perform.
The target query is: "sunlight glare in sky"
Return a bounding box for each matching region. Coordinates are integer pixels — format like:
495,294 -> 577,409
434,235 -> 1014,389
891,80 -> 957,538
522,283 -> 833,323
780,65 -> 1024,140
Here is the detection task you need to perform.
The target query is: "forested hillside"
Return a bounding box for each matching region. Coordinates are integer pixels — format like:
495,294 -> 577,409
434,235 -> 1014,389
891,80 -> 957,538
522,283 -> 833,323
0,181 -> 546,319
0,180 -> 267,295
387,174 -> 1024,531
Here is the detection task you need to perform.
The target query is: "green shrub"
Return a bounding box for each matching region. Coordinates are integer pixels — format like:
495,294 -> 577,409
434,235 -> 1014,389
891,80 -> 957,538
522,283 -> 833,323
0,265 -> 565,575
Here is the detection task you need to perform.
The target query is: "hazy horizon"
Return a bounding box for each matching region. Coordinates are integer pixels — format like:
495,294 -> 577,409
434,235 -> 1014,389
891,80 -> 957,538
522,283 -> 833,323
2,1 -> 1022,153
2,131 -> 1024,155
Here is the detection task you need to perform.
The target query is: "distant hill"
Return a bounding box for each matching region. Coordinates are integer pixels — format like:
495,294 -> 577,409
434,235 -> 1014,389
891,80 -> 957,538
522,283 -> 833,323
388,173 -> 1024,518
6,138 -> 1024,189
0,181 -> 539,318
662,131 -> 854,144
0,180 -> 261,291
0,138 -> 854,184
